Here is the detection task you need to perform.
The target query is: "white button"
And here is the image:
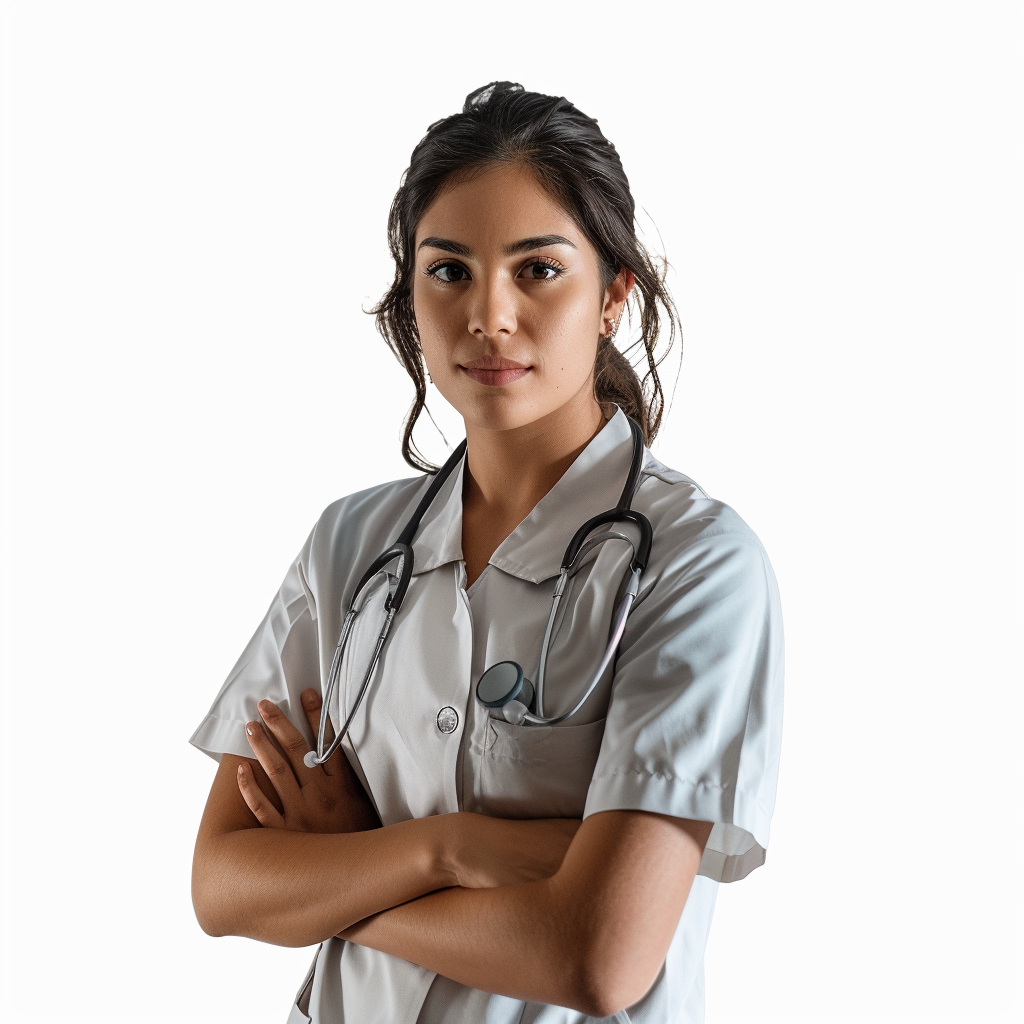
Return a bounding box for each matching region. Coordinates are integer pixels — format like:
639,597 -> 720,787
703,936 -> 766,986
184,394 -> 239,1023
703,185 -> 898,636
436,706 -> 459,734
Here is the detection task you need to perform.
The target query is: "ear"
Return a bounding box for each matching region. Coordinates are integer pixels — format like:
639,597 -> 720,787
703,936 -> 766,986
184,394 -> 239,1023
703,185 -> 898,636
601,269 -> 635,327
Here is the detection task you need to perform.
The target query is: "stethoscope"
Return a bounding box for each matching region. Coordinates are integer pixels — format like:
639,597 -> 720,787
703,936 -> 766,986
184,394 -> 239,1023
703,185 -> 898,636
304,417 -> 652,768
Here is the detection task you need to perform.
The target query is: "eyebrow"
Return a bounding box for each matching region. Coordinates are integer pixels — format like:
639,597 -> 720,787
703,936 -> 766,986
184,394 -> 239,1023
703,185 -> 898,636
417,234 -> 578,258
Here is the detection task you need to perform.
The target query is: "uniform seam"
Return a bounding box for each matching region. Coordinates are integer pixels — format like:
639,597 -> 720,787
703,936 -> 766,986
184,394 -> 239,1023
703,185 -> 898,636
591,769 -> 733,788
638,464 -> 711,499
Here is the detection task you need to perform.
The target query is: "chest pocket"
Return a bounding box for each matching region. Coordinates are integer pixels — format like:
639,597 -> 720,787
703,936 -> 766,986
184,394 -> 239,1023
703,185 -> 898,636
478,715 -> 607,819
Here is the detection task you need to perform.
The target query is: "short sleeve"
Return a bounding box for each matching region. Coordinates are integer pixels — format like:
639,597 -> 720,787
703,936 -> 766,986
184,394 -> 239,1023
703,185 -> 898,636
583,514 -> 784,883
189,526 -> 321,762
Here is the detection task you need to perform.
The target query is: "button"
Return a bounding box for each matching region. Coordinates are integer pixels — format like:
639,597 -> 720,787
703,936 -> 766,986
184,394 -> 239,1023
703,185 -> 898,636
436,706 -> 459,734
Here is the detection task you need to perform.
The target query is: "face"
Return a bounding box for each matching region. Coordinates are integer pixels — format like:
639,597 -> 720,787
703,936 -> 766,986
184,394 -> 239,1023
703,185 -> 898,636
412,161 -> 631,437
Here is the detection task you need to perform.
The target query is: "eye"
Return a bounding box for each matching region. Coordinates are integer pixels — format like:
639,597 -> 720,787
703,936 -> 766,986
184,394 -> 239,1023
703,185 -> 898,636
520,259 -> 563,281
424,261 -> 470,284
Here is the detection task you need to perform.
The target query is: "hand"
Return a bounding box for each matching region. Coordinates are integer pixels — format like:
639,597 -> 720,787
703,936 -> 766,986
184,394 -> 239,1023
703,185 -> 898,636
451,813 -> 583,889
238,688 -> 382,834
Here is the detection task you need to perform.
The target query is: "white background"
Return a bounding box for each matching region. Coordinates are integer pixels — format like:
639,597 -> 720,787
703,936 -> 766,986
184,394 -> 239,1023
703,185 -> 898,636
1,1 -> 1020,1021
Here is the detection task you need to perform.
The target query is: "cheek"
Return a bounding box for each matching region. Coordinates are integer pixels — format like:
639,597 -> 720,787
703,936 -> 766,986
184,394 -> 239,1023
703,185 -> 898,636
411,283 -> 432,335
413,302 -> 466,402
412,288 -> 449,361
533,293 -> 601,376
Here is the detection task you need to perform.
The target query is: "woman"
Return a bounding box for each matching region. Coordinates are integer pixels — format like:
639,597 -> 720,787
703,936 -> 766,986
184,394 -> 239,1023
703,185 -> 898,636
190,81 -> 784,1023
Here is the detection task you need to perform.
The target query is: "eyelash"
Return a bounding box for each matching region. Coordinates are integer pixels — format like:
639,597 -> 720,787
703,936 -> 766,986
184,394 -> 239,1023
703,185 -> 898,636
422,258 -> 565,285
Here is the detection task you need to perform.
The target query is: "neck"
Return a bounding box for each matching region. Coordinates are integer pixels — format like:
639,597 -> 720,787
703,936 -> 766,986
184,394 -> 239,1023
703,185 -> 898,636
462,391 -> 608,523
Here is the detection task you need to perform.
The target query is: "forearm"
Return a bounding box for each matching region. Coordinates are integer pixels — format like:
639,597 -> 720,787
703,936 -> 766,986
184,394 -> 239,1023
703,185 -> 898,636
339,879 -> 591,1013
336,810 -> 706,1017
192,814 -> 458,947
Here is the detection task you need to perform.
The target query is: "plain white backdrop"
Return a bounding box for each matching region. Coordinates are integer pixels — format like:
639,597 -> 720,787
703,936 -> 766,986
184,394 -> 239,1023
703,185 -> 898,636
1,1 -> 1020,1021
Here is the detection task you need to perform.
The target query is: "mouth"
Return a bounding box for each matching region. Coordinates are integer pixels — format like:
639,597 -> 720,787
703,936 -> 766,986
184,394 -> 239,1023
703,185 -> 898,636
459,356 -> 532,387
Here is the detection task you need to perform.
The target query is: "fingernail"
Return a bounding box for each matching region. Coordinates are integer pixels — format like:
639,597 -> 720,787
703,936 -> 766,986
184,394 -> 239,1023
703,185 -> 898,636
245,721 -> 256,736
258,699 -> 273,716
302,689 -> 319,708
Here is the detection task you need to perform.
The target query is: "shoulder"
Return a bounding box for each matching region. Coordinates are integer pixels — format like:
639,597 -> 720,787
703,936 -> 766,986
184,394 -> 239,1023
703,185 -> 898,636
315,473 -> 427,536
633,453 -> 779,604
300,473 -> 431,602
616,454 -> 784,695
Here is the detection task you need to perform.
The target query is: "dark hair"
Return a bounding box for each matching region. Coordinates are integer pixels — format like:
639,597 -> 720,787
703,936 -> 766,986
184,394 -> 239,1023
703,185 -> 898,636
370,81 -> 682,472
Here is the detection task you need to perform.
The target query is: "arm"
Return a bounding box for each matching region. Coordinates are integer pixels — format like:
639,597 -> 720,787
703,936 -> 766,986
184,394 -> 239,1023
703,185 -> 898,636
339,808 -> 714,1017
192,752 -> 459,947
192,693 -> 580,948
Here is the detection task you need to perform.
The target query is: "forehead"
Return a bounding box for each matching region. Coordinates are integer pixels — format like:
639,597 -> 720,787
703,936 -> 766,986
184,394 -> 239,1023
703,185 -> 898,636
415,162 -> 584,250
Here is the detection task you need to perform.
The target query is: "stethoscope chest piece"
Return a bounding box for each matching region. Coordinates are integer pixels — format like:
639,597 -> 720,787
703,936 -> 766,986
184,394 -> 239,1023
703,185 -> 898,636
476,661 -> 535,724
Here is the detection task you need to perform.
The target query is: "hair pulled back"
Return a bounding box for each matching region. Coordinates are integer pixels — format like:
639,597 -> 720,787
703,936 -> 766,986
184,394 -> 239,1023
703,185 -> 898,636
370,81 -> 682,472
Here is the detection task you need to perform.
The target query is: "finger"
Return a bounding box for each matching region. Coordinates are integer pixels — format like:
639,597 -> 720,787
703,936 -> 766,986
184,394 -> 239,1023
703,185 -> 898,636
236,761 -> 286,828
301,688 -> 340,776
258,698 -> 322,782
245,717 -> 303,804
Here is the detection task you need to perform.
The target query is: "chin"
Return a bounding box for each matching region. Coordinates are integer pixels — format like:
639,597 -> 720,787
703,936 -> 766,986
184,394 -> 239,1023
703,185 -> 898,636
452,389 -> 553,435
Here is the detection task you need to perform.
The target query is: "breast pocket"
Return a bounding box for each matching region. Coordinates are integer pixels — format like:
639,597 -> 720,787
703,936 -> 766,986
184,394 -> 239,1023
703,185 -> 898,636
479,716 -> 607,819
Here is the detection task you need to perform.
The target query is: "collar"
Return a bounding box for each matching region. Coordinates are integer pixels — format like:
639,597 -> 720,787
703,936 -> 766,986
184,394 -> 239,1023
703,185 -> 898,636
410,407 -> 643,585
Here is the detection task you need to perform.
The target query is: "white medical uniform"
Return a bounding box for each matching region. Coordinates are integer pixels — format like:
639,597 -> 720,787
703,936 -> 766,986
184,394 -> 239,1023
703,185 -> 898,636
190,407 -> 785,1024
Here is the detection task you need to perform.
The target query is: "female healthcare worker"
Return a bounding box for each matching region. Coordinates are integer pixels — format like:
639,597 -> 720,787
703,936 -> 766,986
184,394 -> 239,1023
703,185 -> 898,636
190,82 -> 784,1024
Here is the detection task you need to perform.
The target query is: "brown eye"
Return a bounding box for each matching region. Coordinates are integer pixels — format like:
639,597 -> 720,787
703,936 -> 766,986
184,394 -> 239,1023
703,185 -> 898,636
522,261 -> 561,281
427,262 -> 469,283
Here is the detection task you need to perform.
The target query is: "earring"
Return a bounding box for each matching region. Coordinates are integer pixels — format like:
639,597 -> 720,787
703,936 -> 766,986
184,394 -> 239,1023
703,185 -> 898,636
603,312 -> 622,340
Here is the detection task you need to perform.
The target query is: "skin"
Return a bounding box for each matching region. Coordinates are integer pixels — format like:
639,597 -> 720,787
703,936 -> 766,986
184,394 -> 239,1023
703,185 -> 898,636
413,161 -> 632,585
192,161 -> 714,1017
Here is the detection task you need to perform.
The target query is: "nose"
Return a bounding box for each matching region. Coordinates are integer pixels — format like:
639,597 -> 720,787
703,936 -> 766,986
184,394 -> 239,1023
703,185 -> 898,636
466,273 -> 518,340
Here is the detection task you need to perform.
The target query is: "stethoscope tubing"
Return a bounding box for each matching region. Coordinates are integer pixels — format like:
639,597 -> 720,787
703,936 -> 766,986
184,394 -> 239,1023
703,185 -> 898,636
304,443 -> 467,768
306,604 -> 396,768
305,418 -> 651,766
514,566 -> 641,726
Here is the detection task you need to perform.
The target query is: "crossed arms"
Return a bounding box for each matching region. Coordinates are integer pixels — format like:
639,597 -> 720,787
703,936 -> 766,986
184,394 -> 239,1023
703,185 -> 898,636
191,690 -> 712,1018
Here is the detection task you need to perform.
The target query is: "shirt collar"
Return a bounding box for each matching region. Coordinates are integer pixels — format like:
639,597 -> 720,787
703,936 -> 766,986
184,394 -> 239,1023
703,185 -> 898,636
410,406 -> 642,585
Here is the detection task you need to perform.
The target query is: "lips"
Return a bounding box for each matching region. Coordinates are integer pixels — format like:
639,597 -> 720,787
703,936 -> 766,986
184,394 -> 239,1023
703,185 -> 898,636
460,366 -> 531,386
459,356 -> 532,387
